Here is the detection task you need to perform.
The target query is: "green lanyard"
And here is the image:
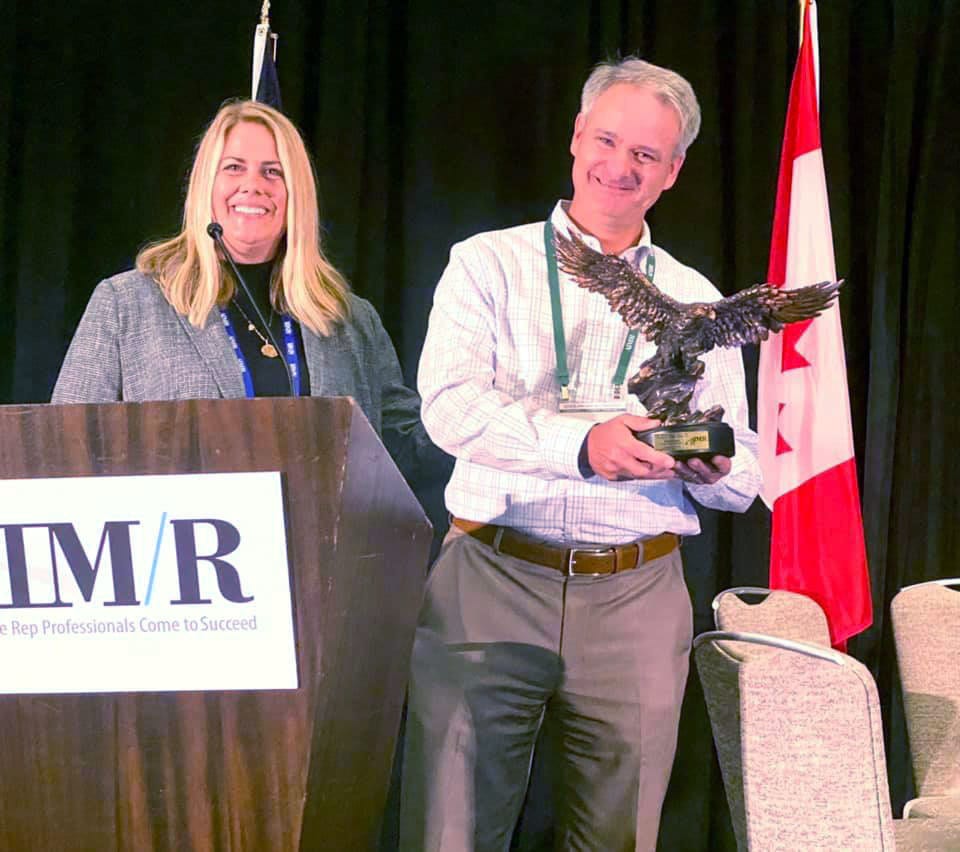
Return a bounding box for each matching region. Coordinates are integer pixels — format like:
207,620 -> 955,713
544,220 -> 655,400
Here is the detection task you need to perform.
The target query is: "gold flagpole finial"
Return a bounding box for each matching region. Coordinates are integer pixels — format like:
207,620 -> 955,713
259,0 -> 271,27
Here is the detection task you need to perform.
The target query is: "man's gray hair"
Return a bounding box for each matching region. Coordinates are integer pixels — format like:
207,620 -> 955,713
580,57 -> 701,157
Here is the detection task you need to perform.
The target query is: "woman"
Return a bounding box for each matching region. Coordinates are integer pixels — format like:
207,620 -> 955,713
52,100 -> 443,482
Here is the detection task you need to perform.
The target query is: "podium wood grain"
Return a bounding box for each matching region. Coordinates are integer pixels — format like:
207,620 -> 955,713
0,398 -> 431,851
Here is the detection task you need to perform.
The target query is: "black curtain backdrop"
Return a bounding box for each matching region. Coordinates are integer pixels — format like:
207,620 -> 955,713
1,1 -> 958,848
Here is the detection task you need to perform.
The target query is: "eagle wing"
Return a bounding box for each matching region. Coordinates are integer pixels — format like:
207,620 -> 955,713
701,280 -> 843,350
553,229 -> 684,342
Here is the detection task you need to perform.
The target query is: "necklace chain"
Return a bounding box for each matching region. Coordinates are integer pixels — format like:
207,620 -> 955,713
232,299 -> 278,358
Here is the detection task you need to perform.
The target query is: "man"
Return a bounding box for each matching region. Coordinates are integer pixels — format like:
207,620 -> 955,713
402,58 -> 760,851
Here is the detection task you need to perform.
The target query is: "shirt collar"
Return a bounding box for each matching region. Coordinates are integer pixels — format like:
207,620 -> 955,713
550,200 -> 653,266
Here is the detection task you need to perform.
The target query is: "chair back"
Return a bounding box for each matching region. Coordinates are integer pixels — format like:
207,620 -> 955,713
694,631 -> 896,850
712,587 -> 831,647
891,579 -> 960,799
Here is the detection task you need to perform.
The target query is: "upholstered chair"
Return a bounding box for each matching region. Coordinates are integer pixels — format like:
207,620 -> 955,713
712,586 -> 831,647
694,631 -> 960,850
892,579 -> 960,820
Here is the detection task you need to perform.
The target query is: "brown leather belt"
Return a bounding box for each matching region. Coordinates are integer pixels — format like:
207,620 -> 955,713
451,517 -> 679,576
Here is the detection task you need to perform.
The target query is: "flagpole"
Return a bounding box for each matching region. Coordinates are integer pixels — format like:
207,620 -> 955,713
252,1 -> 271,100
797,1 -> 822,111
251,1 -> 282,109
797,0 -> 822,108
809,1 -> 820,111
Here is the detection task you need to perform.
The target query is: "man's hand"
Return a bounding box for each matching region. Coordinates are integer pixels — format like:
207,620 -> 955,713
584,415 -> 676,481
674,455 -> 731,485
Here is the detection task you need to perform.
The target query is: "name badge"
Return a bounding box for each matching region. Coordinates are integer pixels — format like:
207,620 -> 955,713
558,388 -> 628,422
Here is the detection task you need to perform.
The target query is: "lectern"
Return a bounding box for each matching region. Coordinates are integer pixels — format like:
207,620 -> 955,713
0,398 -> 431,850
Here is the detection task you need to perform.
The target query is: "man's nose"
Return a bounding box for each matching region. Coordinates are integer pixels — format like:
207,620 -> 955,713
611,147 -> 636,178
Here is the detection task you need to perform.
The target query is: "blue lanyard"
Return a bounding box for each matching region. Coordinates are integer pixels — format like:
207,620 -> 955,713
279,317 -> 302,395
544,221 -> 655,399
219,309 -> 302,397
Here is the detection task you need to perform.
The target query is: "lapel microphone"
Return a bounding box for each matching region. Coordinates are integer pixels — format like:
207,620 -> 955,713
207,222 -> 296,397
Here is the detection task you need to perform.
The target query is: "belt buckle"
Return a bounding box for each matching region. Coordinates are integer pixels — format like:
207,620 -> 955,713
566,546 -> 616,577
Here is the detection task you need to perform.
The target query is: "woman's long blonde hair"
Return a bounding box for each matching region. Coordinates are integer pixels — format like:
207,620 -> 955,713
137,100 -> 350,334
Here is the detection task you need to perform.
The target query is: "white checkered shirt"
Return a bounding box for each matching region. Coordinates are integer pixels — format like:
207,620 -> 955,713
418,202 -> 761,545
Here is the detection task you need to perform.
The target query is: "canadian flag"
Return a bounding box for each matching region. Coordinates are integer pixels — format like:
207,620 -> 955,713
758,0 -> 871,647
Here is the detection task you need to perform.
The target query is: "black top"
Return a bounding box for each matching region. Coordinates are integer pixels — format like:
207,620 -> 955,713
225,262 -> 311,397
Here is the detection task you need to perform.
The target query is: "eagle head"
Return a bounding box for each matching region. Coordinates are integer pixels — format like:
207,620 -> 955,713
689,304 -> 715,320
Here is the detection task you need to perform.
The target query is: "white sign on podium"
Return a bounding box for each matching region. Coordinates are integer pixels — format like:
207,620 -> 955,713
0,471 -> 297,694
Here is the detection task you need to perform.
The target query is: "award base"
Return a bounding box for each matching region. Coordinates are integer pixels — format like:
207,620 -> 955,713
633,421 -> 735,460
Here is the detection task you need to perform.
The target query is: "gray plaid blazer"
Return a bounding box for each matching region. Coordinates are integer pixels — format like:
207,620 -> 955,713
52,270 -> 445,482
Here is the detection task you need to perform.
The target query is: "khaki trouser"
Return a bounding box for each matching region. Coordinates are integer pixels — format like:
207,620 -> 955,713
400,526 -> 692,852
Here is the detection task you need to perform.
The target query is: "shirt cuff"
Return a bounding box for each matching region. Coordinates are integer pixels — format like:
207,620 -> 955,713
577,428 -> 596,478
683,451 -> 760,513
540,414 -> 598,479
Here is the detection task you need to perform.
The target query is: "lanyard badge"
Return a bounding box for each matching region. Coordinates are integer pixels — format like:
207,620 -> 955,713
545,220 -> 654,417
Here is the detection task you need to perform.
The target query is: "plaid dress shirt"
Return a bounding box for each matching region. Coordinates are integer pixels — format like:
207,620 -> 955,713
418,202 -> 760,545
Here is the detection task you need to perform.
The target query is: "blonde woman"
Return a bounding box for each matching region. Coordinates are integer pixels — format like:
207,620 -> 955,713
53,100 -> 439,478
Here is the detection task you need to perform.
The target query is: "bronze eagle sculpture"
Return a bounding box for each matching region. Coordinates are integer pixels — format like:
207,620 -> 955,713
553,230 -> 841,426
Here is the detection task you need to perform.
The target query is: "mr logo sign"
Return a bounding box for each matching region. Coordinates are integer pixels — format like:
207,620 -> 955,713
0,518 -> 253,610
0,472 -> 297,694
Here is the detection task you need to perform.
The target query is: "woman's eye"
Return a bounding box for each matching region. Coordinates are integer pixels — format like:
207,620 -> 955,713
265,167 -> 284,179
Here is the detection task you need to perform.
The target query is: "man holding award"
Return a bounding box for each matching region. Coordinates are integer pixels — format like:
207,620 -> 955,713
403,58 -> 762,851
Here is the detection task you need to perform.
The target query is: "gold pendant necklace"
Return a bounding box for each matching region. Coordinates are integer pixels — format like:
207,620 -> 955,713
232,299 -> 279,358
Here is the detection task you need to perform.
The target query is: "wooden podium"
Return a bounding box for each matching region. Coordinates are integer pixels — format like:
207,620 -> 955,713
0,398 -> 431,851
